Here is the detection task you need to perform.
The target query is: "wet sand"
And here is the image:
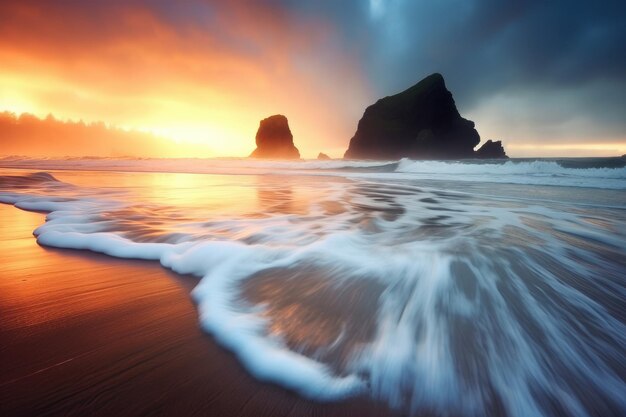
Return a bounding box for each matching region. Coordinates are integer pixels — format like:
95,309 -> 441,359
0,204 -> 392,417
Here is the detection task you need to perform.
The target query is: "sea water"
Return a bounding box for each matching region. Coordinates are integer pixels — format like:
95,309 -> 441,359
0,157 -> 625,417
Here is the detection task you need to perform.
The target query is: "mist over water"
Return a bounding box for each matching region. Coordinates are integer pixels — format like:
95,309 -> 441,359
1,158 -> 625,417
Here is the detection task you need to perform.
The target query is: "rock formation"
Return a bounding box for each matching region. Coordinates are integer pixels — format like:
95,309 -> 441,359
476,140 -> 508,159
250,115 -> 300,159
344,73 -> 506,160
317,152 -> 331,160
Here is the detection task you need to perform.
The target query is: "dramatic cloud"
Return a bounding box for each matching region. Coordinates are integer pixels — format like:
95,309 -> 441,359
277,0 -> 626,155
0,0 -> 624,157
0,1 -> 369,157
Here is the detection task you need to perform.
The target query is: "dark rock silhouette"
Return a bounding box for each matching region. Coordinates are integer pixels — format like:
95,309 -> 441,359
344,73 -> 493,160
476,140 -> 508,159
317,152 -> 331,160
250,115 -> 300,159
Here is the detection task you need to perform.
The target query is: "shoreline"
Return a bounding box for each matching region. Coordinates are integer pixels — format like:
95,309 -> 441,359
0,204 -> 392,417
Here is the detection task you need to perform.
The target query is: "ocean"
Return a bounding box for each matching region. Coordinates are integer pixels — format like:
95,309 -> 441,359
1,157 -> 625,417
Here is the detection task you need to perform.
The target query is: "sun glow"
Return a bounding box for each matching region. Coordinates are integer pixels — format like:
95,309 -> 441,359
0,2 -> 368,159
1,2 -> 622,159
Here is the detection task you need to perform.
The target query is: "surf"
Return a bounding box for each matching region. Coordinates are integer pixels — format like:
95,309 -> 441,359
1,168 -> 625,417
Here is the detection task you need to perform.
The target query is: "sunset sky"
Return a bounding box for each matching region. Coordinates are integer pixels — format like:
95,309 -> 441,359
1,0 -> 625,158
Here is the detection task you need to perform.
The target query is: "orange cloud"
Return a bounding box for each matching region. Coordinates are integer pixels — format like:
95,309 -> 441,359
0,1 -> 370,158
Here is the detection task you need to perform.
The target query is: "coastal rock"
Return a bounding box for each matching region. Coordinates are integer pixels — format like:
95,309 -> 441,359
250,115 -> 300,159
476,140 -> 508,159
317,152 -> 331,160
344,73 -> 485,160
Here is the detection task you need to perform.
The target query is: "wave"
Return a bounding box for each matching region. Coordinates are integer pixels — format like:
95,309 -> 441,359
1,171 -> 625,417
397,158 -> 626,177
0,156 -> 392,172
1,156 -> 625,189
393,159 -> 626,189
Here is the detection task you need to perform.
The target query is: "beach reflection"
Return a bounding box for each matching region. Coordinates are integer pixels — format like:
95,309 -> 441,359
241,265 -> 383,371
53,170 -> 260,216
256,176 -> 296,214
0,206 -> 48,311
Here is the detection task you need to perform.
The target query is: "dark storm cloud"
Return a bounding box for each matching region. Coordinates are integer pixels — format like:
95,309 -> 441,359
107,0 -> 626,145
31,0 -> 623,113
279,0 -> 625,99
275,0 -> 626,141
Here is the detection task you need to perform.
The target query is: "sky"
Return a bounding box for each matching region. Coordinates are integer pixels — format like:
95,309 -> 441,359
0,0 -> 625,158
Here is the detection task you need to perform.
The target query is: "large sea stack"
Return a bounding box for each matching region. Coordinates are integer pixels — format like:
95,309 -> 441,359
250,115 -> 300,159
344,73 -> 505,159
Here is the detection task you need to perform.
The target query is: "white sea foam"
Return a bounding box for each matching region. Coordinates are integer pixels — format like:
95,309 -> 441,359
163,240 -> 367,399
0,169 -> 625,417
395,159 -> 626,189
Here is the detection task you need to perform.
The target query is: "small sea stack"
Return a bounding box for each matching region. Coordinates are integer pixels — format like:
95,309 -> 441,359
317,152 -> 331,160
249,115 -> 300,159
476,140 -> 508,159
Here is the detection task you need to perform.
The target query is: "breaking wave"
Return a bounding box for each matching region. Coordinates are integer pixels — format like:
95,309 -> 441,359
395,158 -> 626,189
1,156 -> 625,189
0,169 -> 625,417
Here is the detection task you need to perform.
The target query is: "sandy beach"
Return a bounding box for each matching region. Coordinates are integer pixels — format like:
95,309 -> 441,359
0,203 -> 392,417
